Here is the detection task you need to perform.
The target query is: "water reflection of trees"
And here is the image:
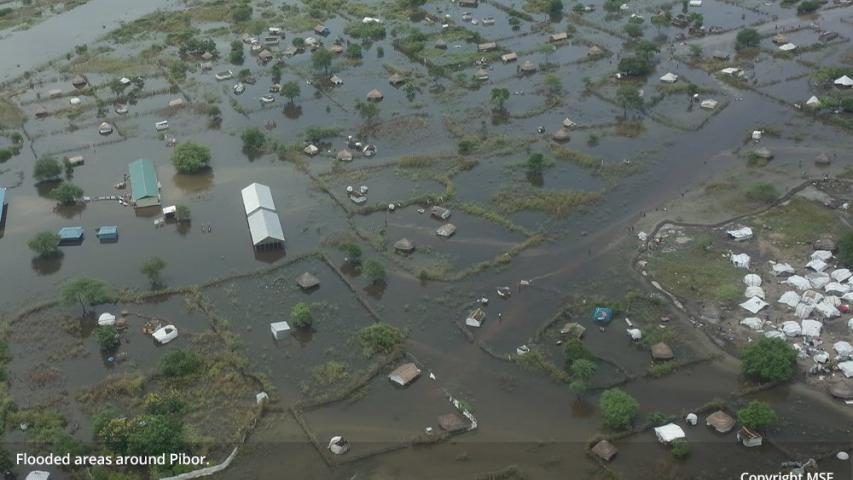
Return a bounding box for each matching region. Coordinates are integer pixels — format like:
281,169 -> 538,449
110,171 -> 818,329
31,252 -> 64,275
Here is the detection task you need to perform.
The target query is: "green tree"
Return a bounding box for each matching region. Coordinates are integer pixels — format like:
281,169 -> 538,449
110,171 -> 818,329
241,128 -> 266,158
363,259 -> 386,284
526,153 -> 549,173
354,100 -> 380,127
290,302 -> 313,328
688,12 -> 703,27
48,182 -> 84,205
745,182 -> 778,204
312,48 -> 333,75
28,231 -> 61,258
358,323 -> 405,356
171,142 -> 211,174
543,73 -> 562,99
737,401 -> 777,430
671,439 -> 690,460
651,14 -> 669,31
618,56 -> 653,76
281,81 -> 301,104
571,358 -> 597,381
271,64 -> 282,84
160,349 -> 202,377
61,277 -> 111,314
339,243 -> 363,264
741,337 -> 796,383
689,44 -> 703,59
229,40 -> 244,65
569,380 -> 587,395
599,388 -> 639,430
547,0 -> 564,17
735,28 -> 760,50
95,326 -> 120,352
797,0 -> 819,13
490,87 -> 510,112
292,37 -> 305,49
616,85 -> 643,118
346,44 -> 363,59
564,338 -> 592,370
624,22 -> 644,38
141,256 -> 166,288
126,414 -> 186,457
33,156 -> 62,182
176,204 -> 191,223
231,2 -> 252,22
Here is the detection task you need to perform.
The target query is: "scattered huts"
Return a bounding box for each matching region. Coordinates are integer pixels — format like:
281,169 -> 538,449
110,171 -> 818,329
501,52 -> 518,63
651,342 -> 674,360
296,272 -> 320,290
705,410 -> 735,433
388,363 -> 421,387
128,159 -> 160,208
241,182 -> 285,249
366,89 -> 384,101
590,440 -> 617,462
388,73 -> 405,86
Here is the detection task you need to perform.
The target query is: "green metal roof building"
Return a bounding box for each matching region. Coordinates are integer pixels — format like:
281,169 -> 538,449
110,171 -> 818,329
129,159 -> 160,208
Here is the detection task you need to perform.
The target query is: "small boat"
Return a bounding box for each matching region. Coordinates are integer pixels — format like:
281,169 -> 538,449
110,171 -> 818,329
233,82 -> 245,95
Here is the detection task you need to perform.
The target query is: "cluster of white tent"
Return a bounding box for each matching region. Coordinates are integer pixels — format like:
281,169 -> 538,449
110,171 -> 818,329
734,247 -> 853,377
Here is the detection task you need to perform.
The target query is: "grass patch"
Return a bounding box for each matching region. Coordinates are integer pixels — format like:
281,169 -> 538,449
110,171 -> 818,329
492,188 -> 602,217
0,99 -> 25,129
751,197 -> 843,252
513,349 -> 570,382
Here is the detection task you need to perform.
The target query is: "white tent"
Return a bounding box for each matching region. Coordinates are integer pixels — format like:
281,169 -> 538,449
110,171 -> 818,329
801,319 -> 822,338
806,259 -> 828,273
654,423 -> 686,443
778,291 -> 800,308
241,183 -> 276,216
152,325 -> 178,344
825,282 -> 849,295
778,43 -> 797,52
744,286 -> 765,299
98,312 -> 116,326
801,290 -> 824,305
815,301 -> 840,319
701,99 -> 719,110
247,209 -> 285,248
824,295 -> 841,307
740,297 -> 768,314
785,275 -> 811,290
26,473 -> 50,480
772,262 -> 795,276
795,303 -> 814,319
834,341 -> 853,358
831,269 -> 852,282
743,274 -> 762,287
807,272 -> 830,289
834,75 -> 853,88
839,361 -> 853,378
731,253 -> 750,269
764,330 -> 786,340
659,72 -> 679,83
782,321 -> 801,337
811,250 -> 833,262
627,328 -> 642,340
805,96 -> 821,108
740,317 -> 763,330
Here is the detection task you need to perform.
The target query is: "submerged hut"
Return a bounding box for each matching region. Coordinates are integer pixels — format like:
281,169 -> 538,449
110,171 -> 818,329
394,238 -> 415,253
520,60 -> 538,73
336,149 -> 353,162
437,413 -> 468,433
590,440 -> 618,462
501,52 -> 518,63
587,45 -> 604,57
388,363 -> 421,386
71,75 -> 88,88
706,410 -> 735,433
388,73 -> 405,86
366,88 -> 384,101
651,342 -> 674,360
296,272 -> 320,290
551,128 -> 571,142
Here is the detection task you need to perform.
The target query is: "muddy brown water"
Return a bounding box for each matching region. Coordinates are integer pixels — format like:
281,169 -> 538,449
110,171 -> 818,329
2,1 -> 853,478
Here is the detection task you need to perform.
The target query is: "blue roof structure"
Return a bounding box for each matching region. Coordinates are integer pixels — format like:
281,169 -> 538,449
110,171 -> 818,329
58,226 -> 84,242
593,306 -> 613,324
96,226 -> 118,240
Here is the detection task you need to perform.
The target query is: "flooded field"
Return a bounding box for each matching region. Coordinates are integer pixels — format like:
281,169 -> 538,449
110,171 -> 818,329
1,0 -> 852,478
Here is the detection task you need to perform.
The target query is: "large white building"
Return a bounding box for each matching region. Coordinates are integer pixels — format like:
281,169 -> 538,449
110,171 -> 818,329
241,183 -> 284,249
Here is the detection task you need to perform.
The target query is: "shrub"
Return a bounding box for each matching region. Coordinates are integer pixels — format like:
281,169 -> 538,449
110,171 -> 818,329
358,323 -> 405,356
171,142 -> 211,173
96,326 -> 120,352
599,388 -> 639,430
28,232 -> 61,258
737,401 -> 777,430
241,128 -> 266,158
160,349 -> 202,377
647,411 -> 669,427
745,182 -> 778,204
671,439 -> 690,459
33,156 -> 62,182
290,302 -> 313,328
563,338 -> 593,370
48,182 -> 83,205
458,139 -> 476,155
735,28 -> 760,50
797,0 -> 819,13
741,337 -> 797,383
363,259 -> 386,284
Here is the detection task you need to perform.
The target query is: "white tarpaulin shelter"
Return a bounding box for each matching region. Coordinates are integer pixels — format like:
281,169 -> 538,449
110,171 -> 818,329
660,72 -> 679,83
801,319 -> 822,338
785,275 -> 810,290
654,423 -> 686,443
849,318 -> 853,332
727,227 -> 753,241
782,321 -> 801,337
740,297 -> 768,314
778,42 -> 797,52
801,290 -> 824,305
98,312 -> 116,326
795,303 -> 814,319
839,361 -> 853,378
834,75 -> 853,88
807,259 -> 828,273
744,286 -> 765,299
26,473 -> 50,480
152,325 -> 178,344
731,253 -> 750,269
772,263 -> 795,276
824,295 -> 841,307
765,330 -> 785,340
807,272 -> 831,289
834,341 -> 853,357
743,274 -> 762,287
740,317 -> 763,330
815,301 -> 840,319
811,250 -> 833,262
778,291 -> 800,308
825,282 -> 850,295
805,96 -> 821,108
270,321 -> 291,340
831,269 -> 852,282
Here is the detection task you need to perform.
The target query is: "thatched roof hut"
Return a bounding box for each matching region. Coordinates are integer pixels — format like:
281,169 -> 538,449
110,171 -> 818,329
296,272 -> 320,289
394,238 -> 415,253
587,45 -> 604,57
71,75 -> 88,88
475,68 -> 489,81
366,88 -> 384,101
520,60 -> 538,73
336,149 -> 353,162
389,73 -> 405,85
651,342 -> 674,360
551,128 -> 571,142
501,52 -> 518,63
706,410 -> 736,433
590,440 -> 617,462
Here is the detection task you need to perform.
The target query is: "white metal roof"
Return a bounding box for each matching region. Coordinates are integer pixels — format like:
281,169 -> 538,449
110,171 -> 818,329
654,423 -> 685,443
241,183 -> 276,216
247,209 -> 285,246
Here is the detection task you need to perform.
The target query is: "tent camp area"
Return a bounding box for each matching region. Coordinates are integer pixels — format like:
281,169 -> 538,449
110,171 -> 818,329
128,159 -> 161,208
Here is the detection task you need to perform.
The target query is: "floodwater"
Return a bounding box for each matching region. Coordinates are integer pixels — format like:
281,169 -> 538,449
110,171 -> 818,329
2,0 -> 853,479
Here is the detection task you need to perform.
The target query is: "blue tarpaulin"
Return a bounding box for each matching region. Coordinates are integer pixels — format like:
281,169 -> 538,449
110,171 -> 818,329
593,306 -> 613,324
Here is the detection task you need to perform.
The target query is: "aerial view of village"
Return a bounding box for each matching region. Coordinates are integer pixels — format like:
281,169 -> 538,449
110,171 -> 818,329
1,0 -> 853,478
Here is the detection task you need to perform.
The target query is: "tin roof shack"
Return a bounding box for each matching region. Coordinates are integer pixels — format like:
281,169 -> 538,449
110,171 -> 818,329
478,42 -> 497,52
705,410 -> 735,433
296,272 -> 320,290
388,363 -> 421,387
737,427 -> 763,447
466,307 -> 486,327
96,226 -> 118,242
430,206 -> 451,220
590,440 -> 618,462
437,412 -> 469,433
593,306 -> 613,324
314,24 -> 330,36
501,52 -> 518,63
58,226 -> 84,245
129,159 -> 161,208
560,322 -> 586,338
